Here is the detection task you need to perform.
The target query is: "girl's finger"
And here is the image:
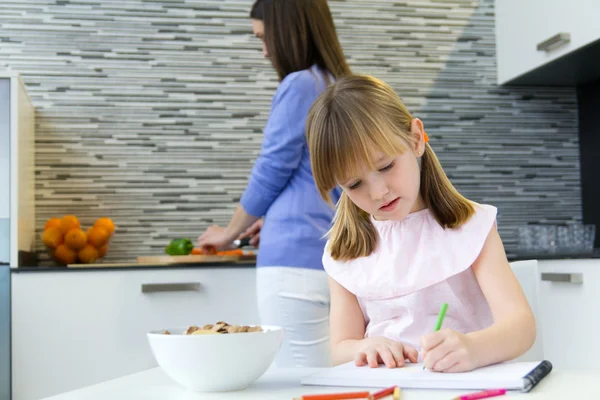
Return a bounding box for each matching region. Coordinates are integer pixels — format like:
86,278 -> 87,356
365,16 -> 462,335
403,344 -> 419,364
432,350 -> 461,372
389,343 -> 405,367
377,347 -> 397,368
365,349 -> 379,368
443,360 -> 466,373
434,351 -> 466,373
420,328 -> 450,352
423,337 -> 454,370
354,352 -> 367,366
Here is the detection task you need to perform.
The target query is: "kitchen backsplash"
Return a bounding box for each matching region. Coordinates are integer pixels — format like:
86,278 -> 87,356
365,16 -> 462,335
577,78 -> 600,249
0,0 -> 581,263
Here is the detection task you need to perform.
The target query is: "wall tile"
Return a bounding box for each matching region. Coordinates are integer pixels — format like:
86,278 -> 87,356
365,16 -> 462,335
0,0 -> 580,264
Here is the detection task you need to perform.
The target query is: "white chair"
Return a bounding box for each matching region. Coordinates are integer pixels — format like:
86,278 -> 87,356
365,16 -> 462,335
509,259 -> 544,362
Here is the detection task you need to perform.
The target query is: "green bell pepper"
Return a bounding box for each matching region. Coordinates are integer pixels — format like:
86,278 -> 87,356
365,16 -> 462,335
165,238 -> 194,256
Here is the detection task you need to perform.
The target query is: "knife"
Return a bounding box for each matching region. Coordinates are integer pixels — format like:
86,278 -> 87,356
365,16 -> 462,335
232,236 -> 252,248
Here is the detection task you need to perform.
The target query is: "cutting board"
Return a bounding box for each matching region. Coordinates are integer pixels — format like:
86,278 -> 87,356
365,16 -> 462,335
136,253 -> 256,264
66,253 -> 256,268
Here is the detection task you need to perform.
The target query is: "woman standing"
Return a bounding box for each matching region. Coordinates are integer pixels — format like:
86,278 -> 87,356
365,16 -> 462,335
197,0 -> 350,367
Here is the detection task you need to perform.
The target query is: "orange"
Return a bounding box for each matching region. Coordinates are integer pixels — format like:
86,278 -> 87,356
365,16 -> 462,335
94,217 -> 115,236
54,244 -> 77,265
78,245 -> 99,264
44,218 -> 61,231
97,244 -> 108,258
41,227 -> 63,249
88,226 -> 109,248
64,228 -> 87,251
59,215 -> 80,234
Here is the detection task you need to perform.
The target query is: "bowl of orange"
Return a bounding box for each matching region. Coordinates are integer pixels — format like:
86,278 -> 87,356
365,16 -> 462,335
41,215 -> 116,266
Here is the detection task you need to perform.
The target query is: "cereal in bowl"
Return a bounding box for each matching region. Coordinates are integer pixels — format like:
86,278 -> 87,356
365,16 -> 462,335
164,321 -> 263,335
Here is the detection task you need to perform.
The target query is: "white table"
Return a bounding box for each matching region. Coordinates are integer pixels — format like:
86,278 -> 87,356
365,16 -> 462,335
42,366 -> 600,400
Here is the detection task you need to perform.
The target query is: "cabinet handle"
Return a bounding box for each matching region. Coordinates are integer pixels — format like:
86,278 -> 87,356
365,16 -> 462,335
537,32 -> 570,52
141,282 -> 201,293
541,272 -> 583,284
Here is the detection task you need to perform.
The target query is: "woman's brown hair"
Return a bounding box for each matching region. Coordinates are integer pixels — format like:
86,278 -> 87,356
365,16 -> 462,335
306,74 -> 475,261
250,0 -> 351,81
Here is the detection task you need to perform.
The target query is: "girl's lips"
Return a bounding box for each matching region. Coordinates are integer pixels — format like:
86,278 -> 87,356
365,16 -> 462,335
379,197 -> 400,212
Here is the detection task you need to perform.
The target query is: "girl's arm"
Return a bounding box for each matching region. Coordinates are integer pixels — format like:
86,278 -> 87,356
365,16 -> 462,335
467,225 -> 536,365
421,225 -> 536,371
329,276 -> 420,367
328,276 -> 367,365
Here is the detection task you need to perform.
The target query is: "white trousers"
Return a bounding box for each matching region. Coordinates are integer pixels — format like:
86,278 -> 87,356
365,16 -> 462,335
256,266 -> 332,367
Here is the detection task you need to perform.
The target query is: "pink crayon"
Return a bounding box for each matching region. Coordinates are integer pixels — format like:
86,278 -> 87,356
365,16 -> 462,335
452,388 -> 507,400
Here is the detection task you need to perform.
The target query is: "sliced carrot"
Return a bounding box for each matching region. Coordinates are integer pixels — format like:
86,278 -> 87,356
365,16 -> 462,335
192,247 -> 217,255
216,249 -> 245,256
192,248 -> 253,256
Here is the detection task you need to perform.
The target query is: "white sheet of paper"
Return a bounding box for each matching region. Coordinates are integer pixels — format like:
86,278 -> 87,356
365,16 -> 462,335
301,361 -> 542,391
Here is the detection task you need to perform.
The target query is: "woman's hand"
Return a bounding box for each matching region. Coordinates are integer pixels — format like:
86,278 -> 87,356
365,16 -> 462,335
197,225 -> 236,252
420,329 -> 478,372
355,337 -> 419,368
238,219 -> 263,247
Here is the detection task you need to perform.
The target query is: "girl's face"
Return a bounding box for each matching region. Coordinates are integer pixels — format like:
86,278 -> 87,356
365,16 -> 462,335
338,120 -> 427,221
251,19 -> 269,58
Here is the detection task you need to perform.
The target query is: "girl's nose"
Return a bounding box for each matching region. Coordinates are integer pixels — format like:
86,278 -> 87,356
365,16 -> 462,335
370,178 -> 389,201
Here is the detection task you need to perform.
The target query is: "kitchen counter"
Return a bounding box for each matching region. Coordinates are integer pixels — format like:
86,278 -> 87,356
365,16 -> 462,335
11,261 -> 255,273
507,250 -> 600,261
12,258 -> 600,398
41,365 -> 600,400
507,248 -> 600,262
13,251 -> 600,272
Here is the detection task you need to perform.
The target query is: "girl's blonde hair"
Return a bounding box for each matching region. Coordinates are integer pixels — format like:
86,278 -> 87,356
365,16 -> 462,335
306,75 -> 475,261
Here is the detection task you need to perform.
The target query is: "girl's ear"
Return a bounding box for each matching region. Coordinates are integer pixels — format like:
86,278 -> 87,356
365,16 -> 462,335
410,118 -> 426,157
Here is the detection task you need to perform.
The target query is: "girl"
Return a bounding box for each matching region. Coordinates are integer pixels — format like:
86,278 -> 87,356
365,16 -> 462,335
197,0 -> 350,367
305,74 -> 536,372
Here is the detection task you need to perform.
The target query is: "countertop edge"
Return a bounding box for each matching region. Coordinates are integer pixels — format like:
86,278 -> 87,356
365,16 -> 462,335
10,262 -> 256,273
8,252 -> 600,273
507,252 -> 600,262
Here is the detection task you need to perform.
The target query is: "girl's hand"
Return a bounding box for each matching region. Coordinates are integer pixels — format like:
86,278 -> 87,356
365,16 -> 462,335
238,219 -> 263,247
197,225 -> 236,252
355,337 -> 419,368
420,329 -> 478,372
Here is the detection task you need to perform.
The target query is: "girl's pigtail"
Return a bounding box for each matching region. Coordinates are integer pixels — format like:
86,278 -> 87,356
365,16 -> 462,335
328,192 -> 378,261
420,144 -> 474,228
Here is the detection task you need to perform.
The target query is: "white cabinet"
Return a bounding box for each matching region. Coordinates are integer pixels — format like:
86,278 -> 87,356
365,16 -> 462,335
538,259 -> 600,370
11,267 -> 259,400
0,72 -> 35,267
495,0 -> 600,85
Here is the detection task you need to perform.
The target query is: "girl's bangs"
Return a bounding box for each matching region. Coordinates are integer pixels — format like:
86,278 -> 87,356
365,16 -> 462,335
328,111 -> 408,185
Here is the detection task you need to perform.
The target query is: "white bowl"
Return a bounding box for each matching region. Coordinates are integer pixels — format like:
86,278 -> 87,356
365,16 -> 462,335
147,325 -> 284,392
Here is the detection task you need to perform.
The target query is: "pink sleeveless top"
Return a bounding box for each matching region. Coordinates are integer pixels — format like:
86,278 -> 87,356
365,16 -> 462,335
322,203 -> 496,351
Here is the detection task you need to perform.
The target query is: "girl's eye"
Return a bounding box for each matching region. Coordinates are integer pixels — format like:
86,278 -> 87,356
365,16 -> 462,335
379,162 -> 394,172
348,181 -> 361,190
